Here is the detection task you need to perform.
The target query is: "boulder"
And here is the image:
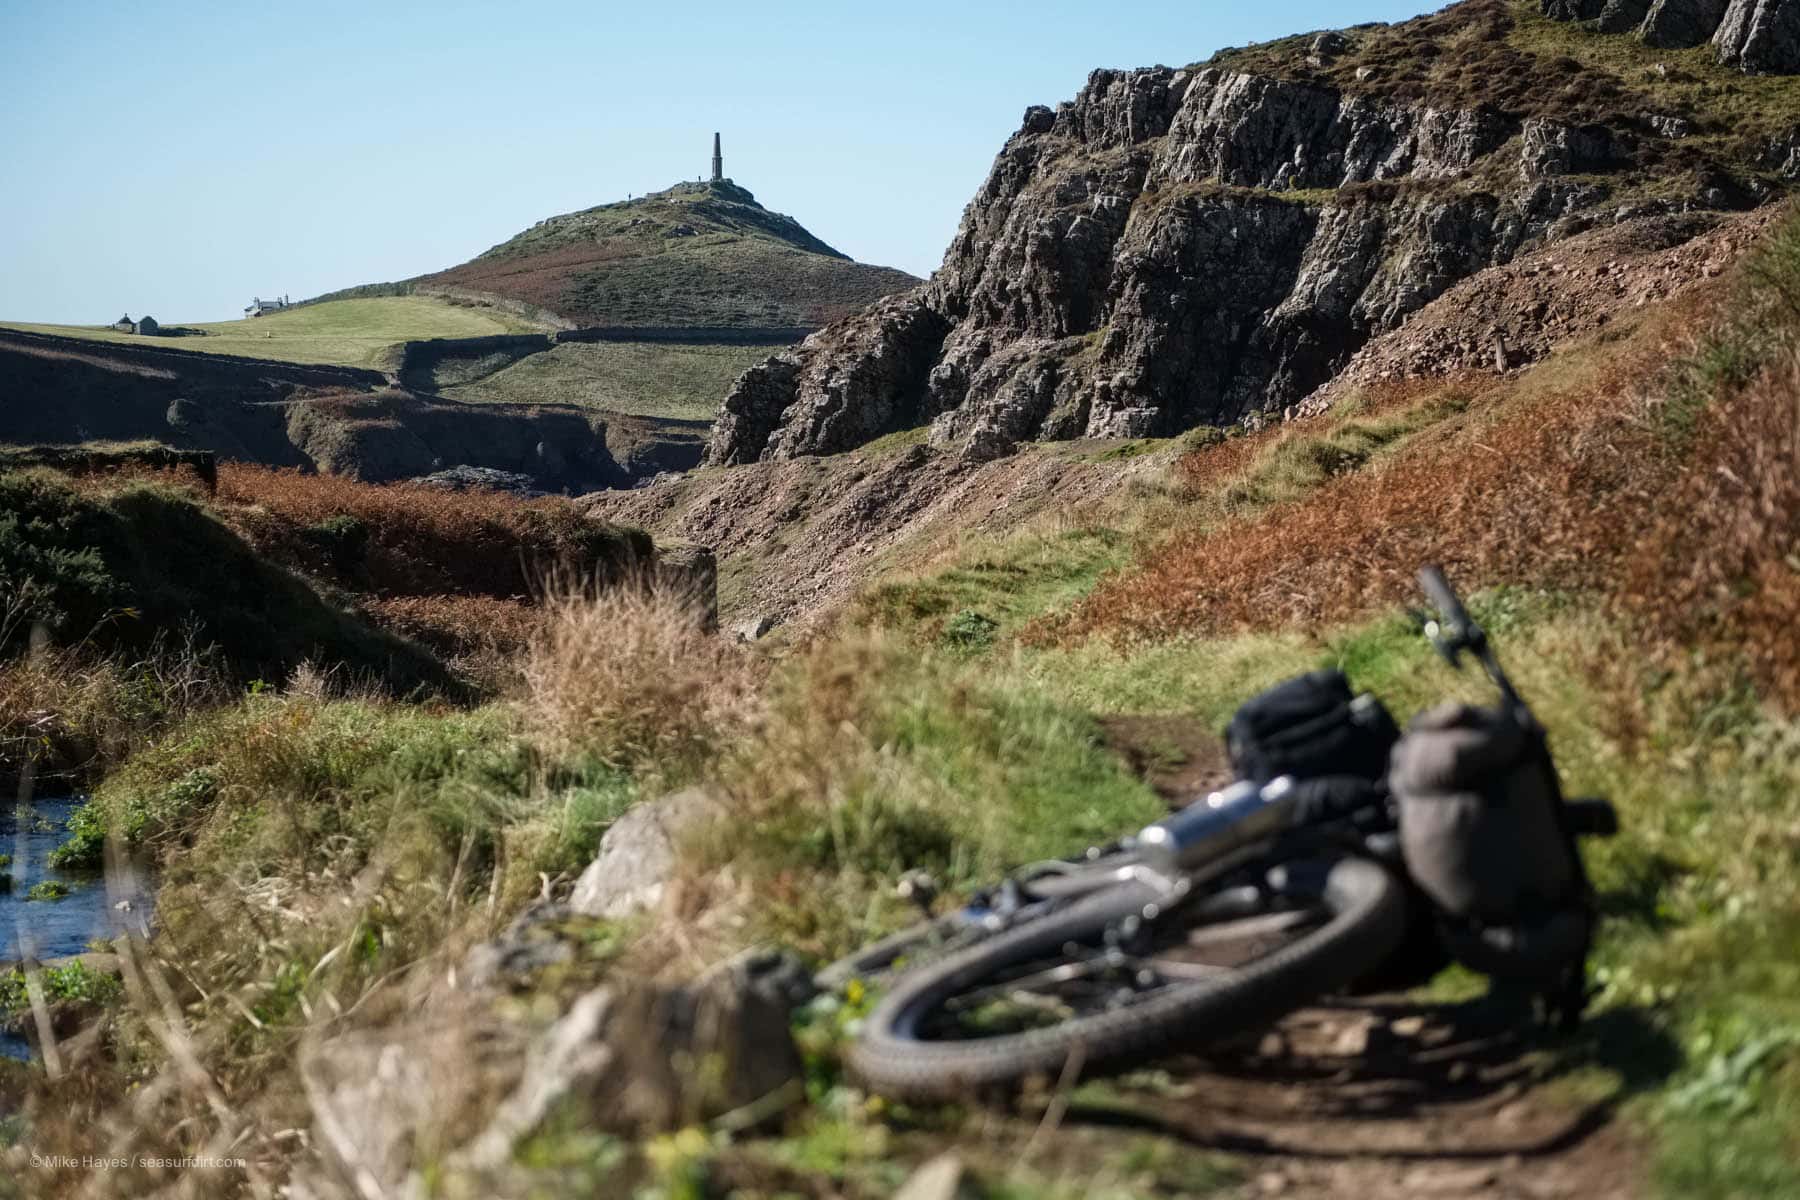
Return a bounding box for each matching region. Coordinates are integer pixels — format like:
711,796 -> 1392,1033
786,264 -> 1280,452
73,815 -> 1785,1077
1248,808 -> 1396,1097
568,786 -> 727,919
734,613 -> 776,642
895,1154 -> 967,1200
1715,0 -> 1800,72
300,961 -> 803,1197
1597,0 -> 1654,32
413,466 -> 541,495
1640,0 -> 1731,45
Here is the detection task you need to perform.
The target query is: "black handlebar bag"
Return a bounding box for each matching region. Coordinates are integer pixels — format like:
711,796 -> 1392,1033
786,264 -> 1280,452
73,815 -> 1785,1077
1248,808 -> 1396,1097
1226,670 -> 1400,785
1391,703 -> 1593,1008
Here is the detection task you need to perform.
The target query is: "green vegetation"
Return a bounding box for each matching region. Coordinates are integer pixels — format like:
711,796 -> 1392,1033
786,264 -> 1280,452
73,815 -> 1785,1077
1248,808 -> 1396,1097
0,296 -> 546,369
860,528 -> 1132,644
0,962 -> 122,1013
443,339 -> 779,421
1202,385 -> 1475,520
23,881 -> 70,902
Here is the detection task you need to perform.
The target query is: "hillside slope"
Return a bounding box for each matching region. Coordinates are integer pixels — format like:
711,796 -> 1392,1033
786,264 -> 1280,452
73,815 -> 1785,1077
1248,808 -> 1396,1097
0,297 -> 548,369
393,180 -> 918,330
709,0 -> 1800,466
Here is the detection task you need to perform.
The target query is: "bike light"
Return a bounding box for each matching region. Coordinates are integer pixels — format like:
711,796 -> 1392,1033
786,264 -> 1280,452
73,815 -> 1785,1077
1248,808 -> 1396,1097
1137,777 -> 1299,874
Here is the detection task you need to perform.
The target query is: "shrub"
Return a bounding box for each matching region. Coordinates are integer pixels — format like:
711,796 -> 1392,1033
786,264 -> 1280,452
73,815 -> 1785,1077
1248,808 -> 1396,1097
941,609 -> 999,653
0,962 -> 122,1013
25,880 -> 70,901
302,514 -> 371,571
521,583 -> 760,772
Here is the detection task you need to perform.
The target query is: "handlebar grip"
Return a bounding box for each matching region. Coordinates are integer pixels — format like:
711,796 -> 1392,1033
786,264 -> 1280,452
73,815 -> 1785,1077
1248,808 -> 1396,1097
1419,565 -> 1473,633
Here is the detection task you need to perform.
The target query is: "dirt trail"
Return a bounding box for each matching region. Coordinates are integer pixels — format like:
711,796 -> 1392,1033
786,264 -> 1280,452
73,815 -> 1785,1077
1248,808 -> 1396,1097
1042,1001 -> 1649,1199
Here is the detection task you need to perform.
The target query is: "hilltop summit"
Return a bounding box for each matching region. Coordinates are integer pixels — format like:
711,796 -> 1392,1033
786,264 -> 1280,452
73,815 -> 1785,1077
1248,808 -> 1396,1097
412,178 -> 917,330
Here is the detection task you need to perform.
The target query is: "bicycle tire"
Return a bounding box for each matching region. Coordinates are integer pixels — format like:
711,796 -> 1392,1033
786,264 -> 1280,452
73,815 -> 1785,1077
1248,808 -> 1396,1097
847,855 -> 1405,1100
815,856 -> 1142,992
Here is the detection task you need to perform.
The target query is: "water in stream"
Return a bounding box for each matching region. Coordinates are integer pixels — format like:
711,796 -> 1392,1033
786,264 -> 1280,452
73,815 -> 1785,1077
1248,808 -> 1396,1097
2,797 -> 152,1060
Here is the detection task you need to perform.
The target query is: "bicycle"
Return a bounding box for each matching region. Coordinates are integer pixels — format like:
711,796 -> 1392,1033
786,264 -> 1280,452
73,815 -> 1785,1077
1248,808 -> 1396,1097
822,566 -> 1617,1101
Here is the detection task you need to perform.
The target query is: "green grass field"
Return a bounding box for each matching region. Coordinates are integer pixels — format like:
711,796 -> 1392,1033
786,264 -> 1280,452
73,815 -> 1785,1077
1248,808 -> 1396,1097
0,296 -> 547,369
442,339 -> 780,421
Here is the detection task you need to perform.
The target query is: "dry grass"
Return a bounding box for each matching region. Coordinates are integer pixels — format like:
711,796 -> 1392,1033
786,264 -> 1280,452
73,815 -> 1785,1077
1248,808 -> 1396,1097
521,583 -> 761,772
0,602 -> 226,793
1624,356 -> 1800,704
215,464 -> 651,601
1052,245 -> 1800,709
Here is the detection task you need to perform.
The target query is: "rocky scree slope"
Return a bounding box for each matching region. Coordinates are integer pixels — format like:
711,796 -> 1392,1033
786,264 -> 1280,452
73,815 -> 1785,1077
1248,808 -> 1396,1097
383,181 -> 918,331
709,0 -> 1800,466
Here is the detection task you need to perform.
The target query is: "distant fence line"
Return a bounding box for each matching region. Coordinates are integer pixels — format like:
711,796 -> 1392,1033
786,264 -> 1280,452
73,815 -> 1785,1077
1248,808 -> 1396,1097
552,325 -> 814,346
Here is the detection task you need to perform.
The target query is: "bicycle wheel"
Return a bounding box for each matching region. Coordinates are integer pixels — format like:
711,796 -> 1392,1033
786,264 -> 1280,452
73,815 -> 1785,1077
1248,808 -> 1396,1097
847,855 -> 1405,1100
815,852 -> 1141,992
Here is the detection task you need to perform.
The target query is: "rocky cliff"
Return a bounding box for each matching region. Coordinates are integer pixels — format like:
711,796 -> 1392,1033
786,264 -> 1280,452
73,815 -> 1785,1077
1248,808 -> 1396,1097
709,0 -> 1800,465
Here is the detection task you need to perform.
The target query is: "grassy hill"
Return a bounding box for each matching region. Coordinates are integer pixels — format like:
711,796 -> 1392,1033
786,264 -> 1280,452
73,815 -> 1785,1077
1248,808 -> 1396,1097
0,297 -> 547,370
3,182 -> 915,430
438,339 -> 783,421
410,179 -> 919,329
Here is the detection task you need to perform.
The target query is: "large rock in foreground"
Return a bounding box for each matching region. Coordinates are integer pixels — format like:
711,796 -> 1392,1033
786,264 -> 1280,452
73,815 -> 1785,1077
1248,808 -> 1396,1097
298,937 -> 803,1198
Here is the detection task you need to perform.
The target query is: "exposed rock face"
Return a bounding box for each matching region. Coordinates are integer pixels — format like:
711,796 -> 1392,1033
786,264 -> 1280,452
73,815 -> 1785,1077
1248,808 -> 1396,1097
1714,0 -> 1800,71
1519,118 -> 1619,178
1641,0 -> 1732,46
705,295 -> 950,464
1294,207 -> 1777,418
706,65 -> 1634,464
703,4 -> 1796,467
1543,0 -> 1800,67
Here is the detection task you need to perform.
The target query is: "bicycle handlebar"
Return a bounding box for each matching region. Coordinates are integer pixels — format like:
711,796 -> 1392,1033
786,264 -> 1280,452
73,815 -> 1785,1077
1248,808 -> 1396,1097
1417,564 -> 1526,713
1418,565 -> 1474,641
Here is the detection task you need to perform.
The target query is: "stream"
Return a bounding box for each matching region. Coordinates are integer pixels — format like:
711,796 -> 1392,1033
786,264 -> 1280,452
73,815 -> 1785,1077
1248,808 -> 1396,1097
2,797 -> 152,1061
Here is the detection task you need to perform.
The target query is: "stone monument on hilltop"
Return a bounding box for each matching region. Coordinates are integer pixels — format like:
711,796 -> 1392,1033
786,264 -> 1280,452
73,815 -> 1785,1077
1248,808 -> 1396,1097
711,132 -> 723,183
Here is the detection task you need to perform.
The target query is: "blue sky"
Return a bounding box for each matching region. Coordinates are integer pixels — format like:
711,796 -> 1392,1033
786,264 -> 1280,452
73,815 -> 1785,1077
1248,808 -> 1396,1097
0,0 -> 1439,323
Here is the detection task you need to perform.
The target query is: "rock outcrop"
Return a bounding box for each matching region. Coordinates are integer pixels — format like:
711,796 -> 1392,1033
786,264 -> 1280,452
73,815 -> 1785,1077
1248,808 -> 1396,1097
1714,0 -> 1800,70
712,66 -> 1755,462
707,2 -> 1795,466
1642,0 -> 1732,47
299,941 -> 804,1198
1542,0 -> 1800,66
705,294 -> 950,464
